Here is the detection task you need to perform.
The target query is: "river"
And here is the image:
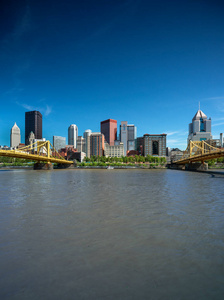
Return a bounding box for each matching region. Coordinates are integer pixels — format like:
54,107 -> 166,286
0,169 -> 224,299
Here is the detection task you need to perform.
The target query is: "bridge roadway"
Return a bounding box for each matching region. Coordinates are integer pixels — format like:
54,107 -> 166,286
0,149 -> 73,164
174,149 -> 224,165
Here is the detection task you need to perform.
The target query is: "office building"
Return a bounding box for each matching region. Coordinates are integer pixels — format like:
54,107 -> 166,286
104,141 -> 124,157
120,121 -> 137,155
83,129 -> 92,157
188,109 -> 212,143
220,133 -> 223,147
136,137 -> 144,155
100,119 -> 117,146
53,136 -> 66,151
90,132 -> 105,156
77,136 -> 85,153
68,124 -> 78,148
10,122 -> 21,148
143,134 -> 167,156
25,111 -> 42,145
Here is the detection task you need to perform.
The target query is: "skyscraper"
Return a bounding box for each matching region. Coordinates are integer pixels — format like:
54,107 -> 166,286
90,132 -> 105,156
188,109 -> 212,143
120,121 -> 137,155
25,111 -> 42,145
53,136 -> 66,151
68,124 -> 78,148
100,119 -> 117,146
83,129 -> 92,157
10,122 -> 21,148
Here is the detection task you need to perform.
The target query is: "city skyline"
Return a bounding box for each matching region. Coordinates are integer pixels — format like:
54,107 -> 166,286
1,0 -> 224,149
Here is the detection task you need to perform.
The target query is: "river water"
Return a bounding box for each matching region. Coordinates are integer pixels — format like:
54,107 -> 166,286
0,169 -> 224,300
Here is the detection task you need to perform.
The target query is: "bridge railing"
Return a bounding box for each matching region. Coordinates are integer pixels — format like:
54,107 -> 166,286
173,140 -> 222,163
13,141 -> 68,161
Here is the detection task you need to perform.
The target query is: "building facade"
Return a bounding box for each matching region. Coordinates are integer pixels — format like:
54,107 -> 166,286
188,109 -> 212,143
100,119 -> 117,146
120,121 -> 137,155
90,132 -> 105,156
10,122 -> 21,148
220,133 -> 224,147
143,134 -> 166,156
53,136 -> 66,151
104,141 -> 124,157
68,124 -> 78,148
77,136 -> 86,153
83,129 -> 92,157
25,111 -> 42,145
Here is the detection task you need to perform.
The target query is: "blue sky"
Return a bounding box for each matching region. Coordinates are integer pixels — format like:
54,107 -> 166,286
1,0 -> 224,149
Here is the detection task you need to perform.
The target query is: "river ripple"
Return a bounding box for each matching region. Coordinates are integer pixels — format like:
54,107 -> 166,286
0,169 -> 224,300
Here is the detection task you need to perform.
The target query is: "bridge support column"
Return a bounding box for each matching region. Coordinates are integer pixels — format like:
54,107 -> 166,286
169,163 -> 185,170
33,162 -> 53,170
185,162 -> 208,171
55,163 -> 74,169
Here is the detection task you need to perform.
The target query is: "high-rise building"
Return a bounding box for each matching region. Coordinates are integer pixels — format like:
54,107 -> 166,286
90,132 -> 105,156
120,121 -> 137,155
220,133 -> 224,147
100,119 -> 117,146
188,109 -> 212,143
143,134 -> 167,156
83,129 -> 92,157
53,136 -> 66,151
68,124 -> 78,148
77,136 -> 85,152
10,122 -> 21,148
25,111 -> 42,145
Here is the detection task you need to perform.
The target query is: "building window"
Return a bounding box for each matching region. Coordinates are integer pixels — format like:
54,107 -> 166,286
200,118 -> 205,132
152,141 -> 159,155
123,124 -> 126,131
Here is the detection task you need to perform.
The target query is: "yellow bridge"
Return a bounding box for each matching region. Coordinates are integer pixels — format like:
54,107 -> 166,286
173,140 -> 224,165
0,140 -> 73,165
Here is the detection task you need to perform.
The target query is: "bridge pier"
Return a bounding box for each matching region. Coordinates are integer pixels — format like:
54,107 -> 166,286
55,163 -> 74,169
168,163 -> 185,170
33,162 -> 53,170
185,162 -> 208,171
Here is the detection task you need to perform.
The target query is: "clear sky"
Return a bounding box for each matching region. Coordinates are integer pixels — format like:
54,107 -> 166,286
1,0 -> 224,149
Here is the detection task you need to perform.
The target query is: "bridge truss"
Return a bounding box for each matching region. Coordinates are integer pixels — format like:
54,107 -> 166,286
174,140 -> 224,165
0,140 -> 73,164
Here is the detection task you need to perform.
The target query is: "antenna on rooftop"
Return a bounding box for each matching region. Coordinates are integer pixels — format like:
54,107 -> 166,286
199,101 -> 200,110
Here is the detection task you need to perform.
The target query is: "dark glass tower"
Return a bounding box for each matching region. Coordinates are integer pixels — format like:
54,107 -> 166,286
25,111 -> 42,144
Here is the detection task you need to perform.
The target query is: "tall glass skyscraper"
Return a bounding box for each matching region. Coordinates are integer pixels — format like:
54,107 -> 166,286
188,109 -> 212,143
120,121 -> 137,155
25,111 -> 42,145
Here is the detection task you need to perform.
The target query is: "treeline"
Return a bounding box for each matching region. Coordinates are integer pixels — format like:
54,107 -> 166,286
83,155 -> 166,164
0,157 -> 33,166
207,157 -> 224,167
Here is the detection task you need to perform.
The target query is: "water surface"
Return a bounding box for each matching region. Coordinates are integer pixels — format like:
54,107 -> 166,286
0,169 -> 223,299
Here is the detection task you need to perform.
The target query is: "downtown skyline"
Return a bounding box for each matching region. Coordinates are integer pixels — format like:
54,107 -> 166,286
1,0 -> 224,149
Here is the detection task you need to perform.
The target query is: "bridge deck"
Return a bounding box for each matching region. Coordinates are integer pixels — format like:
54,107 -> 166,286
0,150 -> 73,164
174,150 -> 224,164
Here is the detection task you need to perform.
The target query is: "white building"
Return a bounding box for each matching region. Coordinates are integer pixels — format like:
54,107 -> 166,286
77,136 -> 85,153
83,129 -> 92,157
188,109 -> 212,143
10,123 -> 21,148
104,141 -> 124,157
68,124 -> 78,148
